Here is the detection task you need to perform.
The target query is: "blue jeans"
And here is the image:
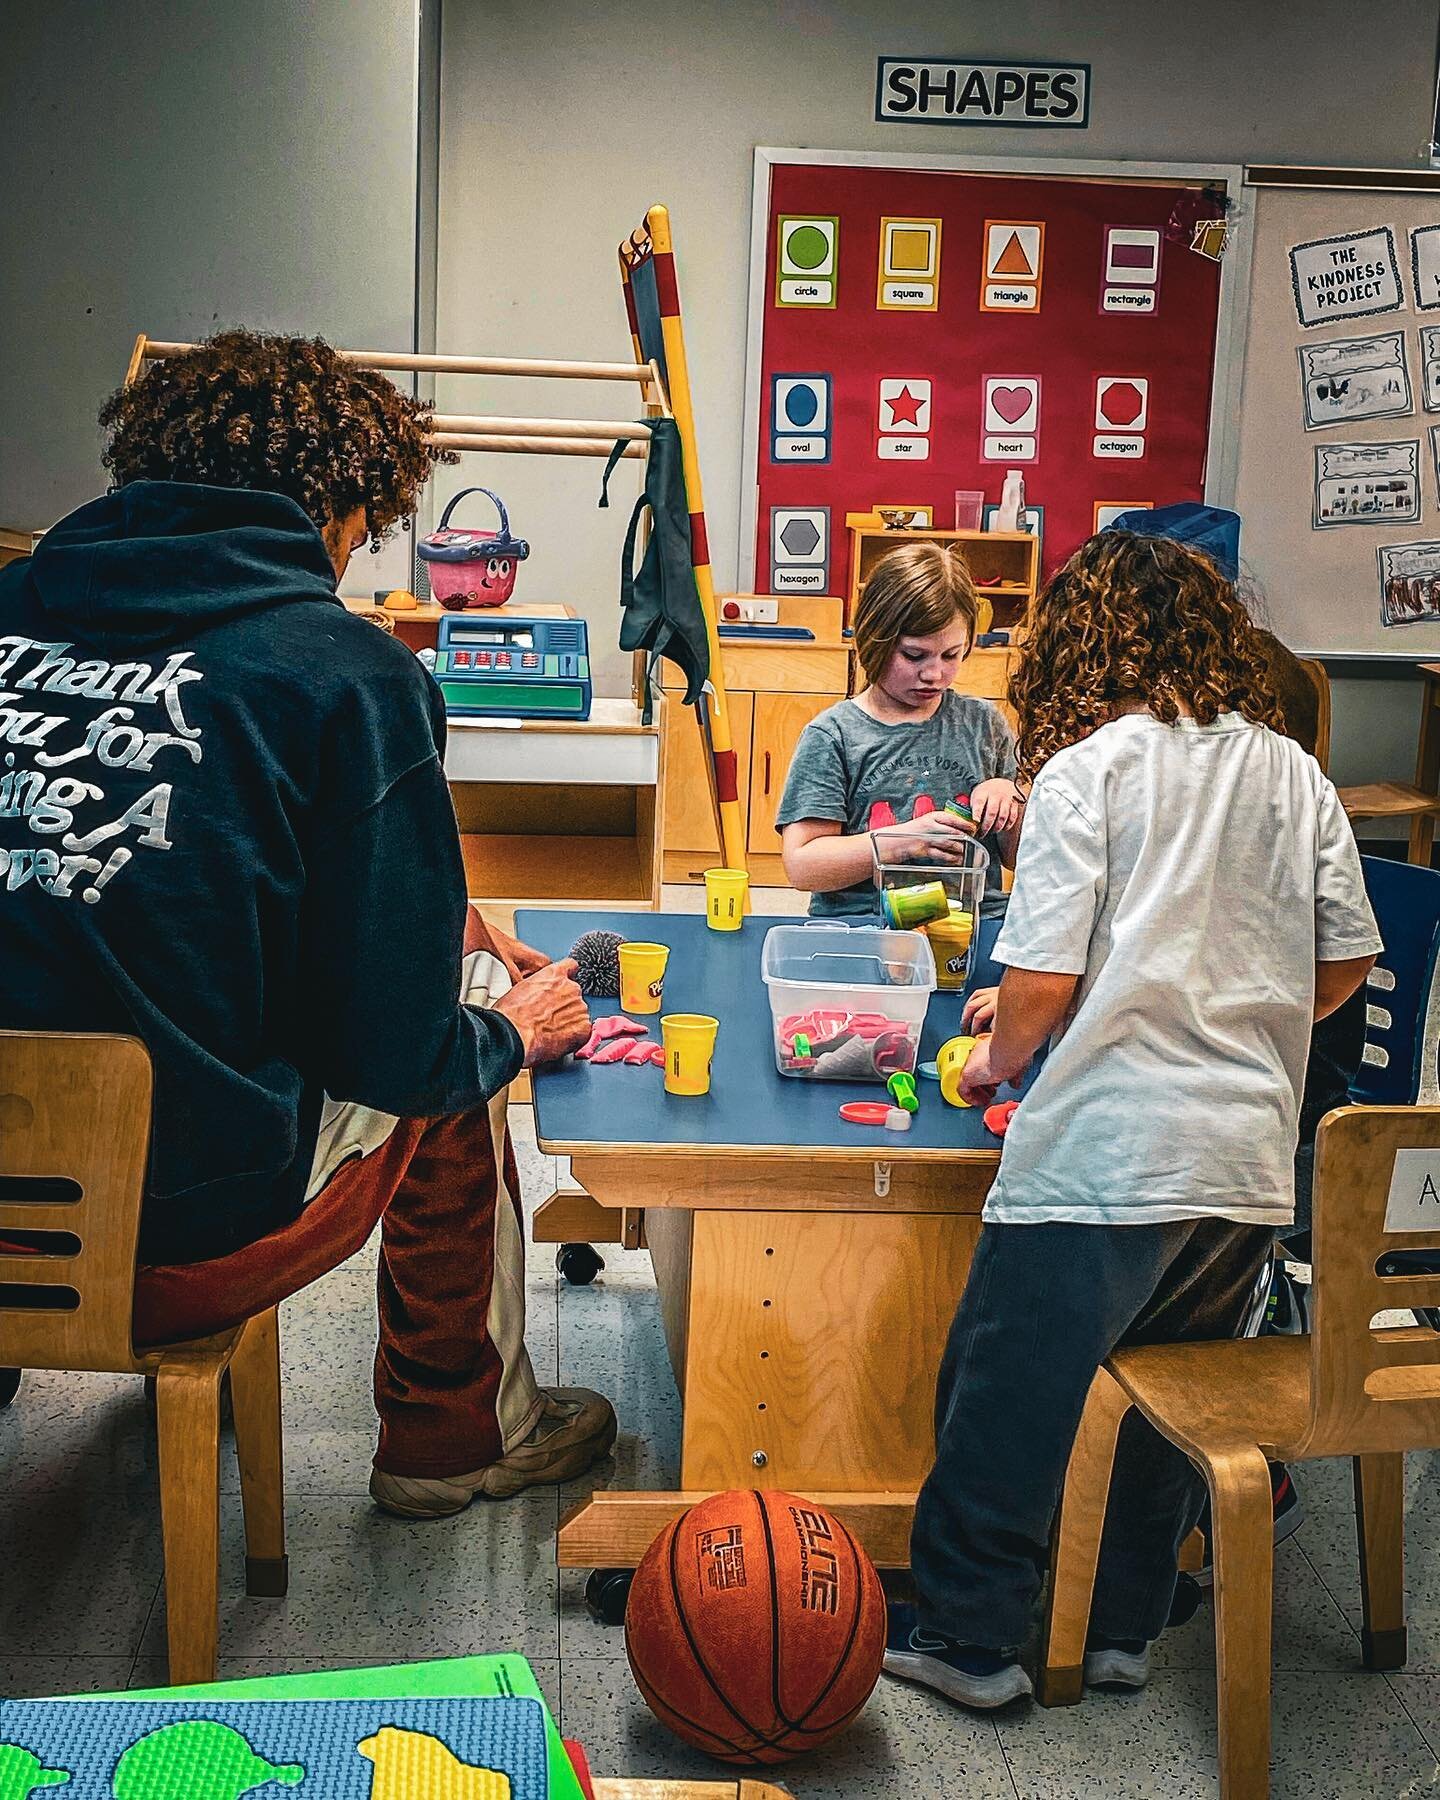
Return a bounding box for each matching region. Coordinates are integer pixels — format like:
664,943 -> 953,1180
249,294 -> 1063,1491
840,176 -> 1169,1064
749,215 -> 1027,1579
911,1217 -> 1274,1647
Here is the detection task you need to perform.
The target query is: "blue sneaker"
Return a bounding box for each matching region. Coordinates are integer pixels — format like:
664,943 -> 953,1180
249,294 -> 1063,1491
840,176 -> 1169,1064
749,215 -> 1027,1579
883,1603 -> 1033,1709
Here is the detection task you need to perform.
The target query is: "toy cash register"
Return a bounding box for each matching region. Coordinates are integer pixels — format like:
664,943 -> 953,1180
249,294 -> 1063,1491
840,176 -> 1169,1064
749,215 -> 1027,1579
433,615 -> 592,721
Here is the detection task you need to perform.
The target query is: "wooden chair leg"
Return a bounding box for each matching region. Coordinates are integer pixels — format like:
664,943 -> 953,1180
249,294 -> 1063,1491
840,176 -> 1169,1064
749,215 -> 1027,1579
154,1357 -> 224,1684
1038,1368 -> 1131,1707
230,1307 -> 288,1599
1205,1444 -> 1276,1800
1354,1452 -> 1407,1670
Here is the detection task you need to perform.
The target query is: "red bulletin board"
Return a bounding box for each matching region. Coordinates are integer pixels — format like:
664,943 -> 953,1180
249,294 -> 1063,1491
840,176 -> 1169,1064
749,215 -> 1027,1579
746,156 -> 1234,600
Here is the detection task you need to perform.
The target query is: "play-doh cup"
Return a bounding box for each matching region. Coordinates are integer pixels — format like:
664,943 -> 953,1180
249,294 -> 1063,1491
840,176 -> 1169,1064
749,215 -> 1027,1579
704,867 -> 750,931
926,907 -> 975,991
937,1033 -> 979,1107
661,1013 -> 719,1095
619,941 -> 669,1015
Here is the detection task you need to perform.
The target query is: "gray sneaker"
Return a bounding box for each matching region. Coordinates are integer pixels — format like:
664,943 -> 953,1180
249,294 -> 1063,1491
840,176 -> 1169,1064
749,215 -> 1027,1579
370,1388 -> 617,1518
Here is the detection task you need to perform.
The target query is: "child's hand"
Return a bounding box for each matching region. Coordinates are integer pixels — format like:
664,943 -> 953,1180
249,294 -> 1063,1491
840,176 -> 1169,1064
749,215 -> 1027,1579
874,812 -> 976,863
962,985 -> 999,1032
970,778 -> 1025,834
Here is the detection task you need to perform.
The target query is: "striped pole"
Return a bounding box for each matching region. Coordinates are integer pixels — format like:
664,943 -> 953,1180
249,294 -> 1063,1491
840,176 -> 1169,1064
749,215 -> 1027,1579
619,206 -> 748,874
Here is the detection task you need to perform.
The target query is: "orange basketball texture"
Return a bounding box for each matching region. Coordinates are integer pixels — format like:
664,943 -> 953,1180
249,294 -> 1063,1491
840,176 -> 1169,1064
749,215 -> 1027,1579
624,1489 -> 886,1765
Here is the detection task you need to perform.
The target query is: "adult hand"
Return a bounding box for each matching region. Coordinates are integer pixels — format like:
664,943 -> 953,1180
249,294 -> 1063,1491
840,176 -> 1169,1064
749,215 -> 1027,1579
962,985 -> 999,1033
958,1034 -> 1003,1107
874,811 -> 976,864
969,778 -> 1025,835
495,958 -> 590,1067
488,922 -> 552,978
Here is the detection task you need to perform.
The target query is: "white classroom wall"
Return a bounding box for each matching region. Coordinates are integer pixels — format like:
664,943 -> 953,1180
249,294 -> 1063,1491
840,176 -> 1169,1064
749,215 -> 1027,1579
436,0 -> 1439,805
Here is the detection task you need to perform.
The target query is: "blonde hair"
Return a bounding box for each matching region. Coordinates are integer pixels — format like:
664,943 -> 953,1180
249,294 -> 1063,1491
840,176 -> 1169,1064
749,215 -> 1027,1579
853,542 -> 979,687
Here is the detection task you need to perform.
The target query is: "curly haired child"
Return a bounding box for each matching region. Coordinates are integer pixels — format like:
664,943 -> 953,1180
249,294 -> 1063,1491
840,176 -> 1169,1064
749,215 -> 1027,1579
884,531 -> 1382,1707
777,541 -> 1025,917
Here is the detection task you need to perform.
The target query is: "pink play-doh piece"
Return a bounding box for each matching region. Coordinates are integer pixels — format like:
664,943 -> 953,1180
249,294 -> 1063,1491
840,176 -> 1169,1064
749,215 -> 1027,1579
623,1038 -> 660,1066
589,1036 -> 639,1065
575,1014 -> 648,1059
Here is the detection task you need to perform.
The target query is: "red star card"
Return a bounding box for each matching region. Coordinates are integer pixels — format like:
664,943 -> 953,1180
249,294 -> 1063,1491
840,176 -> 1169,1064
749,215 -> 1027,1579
878,378 -> 932,434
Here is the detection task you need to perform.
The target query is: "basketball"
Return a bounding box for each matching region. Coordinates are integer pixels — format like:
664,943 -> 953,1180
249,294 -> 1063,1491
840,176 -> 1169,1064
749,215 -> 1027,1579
624,1489 -> 886,1765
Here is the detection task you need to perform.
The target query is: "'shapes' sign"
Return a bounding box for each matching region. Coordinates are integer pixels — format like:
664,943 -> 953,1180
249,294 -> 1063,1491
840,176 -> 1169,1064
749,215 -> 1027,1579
876,58 -> 1090,128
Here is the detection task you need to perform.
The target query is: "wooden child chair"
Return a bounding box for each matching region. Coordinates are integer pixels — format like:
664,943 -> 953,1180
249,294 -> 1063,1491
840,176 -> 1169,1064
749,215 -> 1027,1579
1038,1104 -> 1440,1800
0,1030 -> 287,1683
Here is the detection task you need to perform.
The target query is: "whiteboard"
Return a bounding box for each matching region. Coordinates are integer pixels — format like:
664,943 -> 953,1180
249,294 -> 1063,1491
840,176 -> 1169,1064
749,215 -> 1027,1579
1235,172 -> 1440,659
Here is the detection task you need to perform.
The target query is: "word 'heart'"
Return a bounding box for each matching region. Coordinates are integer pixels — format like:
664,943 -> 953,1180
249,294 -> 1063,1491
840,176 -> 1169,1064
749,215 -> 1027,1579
991,385 -> 1034,424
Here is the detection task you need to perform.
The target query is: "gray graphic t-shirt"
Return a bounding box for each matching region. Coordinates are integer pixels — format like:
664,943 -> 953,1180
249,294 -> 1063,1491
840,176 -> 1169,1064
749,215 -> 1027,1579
776,692 -> 1017,918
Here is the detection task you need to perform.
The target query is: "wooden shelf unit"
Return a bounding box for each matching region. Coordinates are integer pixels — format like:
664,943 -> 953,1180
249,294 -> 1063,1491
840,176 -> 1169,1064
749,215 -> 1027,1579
846,524 -> 1039,631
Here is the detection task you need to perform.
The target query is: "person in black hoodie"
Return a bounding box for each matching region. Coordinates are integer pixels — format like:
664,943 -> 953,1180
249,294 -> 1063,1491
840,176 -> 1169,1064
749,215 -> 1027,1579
0,329 -> 614,1517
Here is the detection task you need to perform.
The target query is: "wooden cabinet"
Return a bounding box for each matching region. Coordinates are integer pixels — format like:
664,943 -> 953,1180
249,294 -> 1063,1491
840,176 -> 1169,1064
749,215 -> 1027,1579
661,595 -> 847,888
748,692 -> 836,852
846,523 -> 1038,634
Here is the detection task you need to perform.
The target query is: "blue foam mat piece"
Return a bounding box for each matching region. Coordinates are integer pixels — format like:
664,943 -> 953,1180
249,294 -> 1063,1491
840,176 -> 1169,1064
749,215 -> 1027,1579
0,1696 -> 548,1799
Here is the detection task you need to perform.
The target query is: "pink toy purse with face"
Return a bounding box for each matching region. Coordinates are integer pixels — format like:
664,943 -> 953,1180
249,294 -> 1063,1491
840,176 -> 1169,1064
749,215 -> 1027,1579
418,486 -> 530,610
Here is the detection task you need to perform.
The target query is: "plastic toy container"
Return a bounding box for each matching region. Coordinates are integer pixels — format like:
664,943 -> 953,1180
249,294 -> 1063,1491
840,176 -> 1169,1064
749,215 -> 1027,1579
761,922 -> 936,1082
874,838 -> 989,992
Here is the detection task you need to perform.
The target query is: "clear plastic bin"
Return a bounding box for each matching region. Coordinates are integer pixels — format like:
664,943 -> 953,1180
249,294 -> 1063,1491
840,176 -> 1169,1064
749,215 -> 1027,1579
873,838 -> 989,992
761,922 -> 936,1082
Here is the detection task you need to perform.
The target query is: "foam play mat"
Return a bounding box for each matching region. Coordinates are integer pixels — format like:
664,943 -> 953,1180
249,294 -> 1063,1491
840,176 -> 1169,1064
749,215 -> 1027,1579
0,1698 -> 548,1800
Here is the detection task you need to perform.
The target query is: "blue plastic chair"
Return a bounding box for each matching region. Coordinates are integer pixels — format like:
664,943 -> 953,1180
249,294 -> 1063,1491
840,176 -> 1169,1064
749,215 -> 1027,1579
1353,856 -> 1440,1106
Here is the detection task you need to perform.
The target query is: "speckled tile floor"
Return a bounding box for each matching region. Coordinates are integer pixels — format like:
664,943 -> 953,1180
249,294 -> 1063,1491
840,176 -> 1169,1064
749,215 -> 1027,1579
4,967 -> 1440,1790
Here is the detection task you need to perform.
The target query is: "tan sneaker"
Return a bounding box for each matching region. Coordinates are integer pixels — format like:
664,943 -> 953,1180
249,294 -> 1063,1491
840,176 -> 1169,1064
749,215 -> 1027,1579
369,1388 -> 617,1518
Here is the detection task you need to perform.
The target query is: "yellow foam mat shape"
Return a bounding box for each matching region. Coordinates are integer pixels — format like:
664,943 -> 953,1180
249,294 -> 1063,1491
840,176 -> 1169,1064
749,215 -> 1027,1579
358,1728 -> 511,1800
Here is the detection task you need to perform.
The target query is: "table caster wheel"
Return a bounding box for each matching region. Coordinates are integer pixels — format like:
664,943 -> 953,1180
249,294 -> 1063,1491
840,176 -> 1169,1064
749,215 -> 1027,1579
0,1368 -> 20,1410
585,1567 -> 633,1626
557,1242 -> 605,1286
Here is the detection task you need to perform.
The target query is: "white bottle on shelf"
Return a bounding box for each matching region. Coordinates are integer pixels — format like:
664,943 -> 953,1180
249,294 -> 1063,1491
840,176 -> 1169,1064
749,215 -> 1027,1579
994,468 -> 1025,533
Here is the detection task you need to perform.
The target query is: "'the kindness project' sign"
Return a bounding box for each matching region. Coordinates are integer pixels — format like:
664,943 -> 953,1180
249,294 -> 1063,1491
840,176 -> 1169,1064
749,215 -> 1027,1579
1290,228 -> 1404,328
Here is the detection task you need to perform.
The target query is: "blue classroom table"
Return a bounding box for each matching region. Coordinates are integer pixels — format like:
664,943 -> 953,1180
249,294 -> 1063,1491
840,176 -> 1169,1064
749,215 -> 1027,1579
519,907 -> 1032,1573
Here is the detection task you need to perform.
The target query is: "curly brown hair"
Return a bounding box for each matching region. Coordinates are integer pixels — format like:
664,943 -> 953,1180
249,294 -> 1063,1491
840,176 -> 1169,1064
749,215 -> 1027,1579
99,329 -> 453,546
1008,531 -> 1282,782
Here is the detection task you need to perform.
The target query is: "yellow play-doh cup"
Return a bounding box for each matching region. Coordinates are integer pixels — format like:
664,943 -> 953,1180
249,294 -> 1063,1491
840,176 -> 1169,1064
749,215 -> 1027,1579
619,941 -> 670,1016
704,867 -> 750,931
937,1033 -> 978,1107
661,1013 -> 718,1095
926,907 -> 975,991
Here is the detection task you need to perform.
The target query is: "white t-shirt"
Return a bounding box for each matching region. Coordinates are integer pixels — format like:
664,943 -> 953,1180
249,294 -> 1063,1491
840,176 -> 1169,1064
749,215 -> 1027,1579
986,711 -> 1383,1227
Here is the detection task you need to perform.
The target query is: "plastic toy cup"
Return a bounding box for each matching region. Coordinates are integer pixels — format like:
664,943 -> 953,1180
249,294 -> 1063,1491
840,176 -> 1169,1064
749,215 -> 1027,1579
937,1033 -> 979,1108
704,867 -> 750,931
661,1013 -> 718,1095
619,941 -> 670,1015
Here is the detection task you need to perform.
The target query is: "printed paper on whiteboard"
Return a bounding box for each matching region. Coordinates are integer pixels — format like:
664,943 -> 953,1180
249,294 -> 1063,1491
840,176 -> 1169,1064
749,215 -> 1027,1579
1378,538 -> 1440,630
1312,439 -> 1420,528
1383,1149 -> 1440,1231
1290,227 -> 1403,328
1413,225 -> 1440,312
1297,332 -> 1412,430
1421,326 -> 1440,412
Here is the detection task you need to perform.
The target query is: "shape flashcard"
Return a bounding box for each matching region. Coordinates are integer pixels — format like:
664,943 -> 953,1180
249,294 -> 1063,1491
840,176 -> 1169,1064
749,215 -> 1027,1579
981,221 -> 1044,311
770,506 -> 831,591
1094,501 -> 1152,532
878,217 -> 941,310
776,216 -> 838,307
877,378 -> 932,460
1094,377 -> 1149,457
982,376 -> 1040,461
771,374 -> 832,462
1102,227 -> 1161,313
